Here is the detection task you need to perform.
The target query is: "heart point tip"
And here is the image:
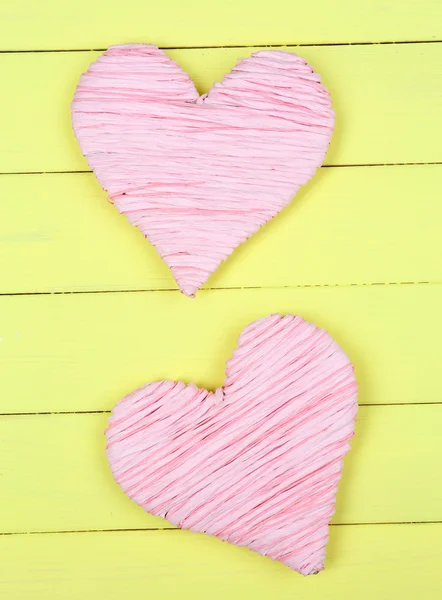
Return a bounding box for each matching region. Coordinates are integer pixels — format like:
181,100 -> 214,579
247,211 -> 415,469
179,285 -> 198,298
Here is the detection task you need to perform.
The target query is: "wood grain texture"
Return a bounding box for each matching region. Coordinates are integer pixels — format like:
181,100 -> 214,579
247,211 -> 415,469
1,0 -> 441,594
1,285 -> 441,414
0,406 -> 440,534
0,165 -> 441,294
0,525 -> 440,600
2,43 -> 442,174
1,1 -> 441,50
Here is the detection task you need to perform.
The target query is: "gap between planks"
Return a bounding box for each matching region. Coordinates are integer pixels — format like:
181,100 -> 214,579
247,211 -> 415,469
1,39 -> 442,54
1,522 -> 441,537
2,402 -> 441,417
0,280 -> 439,299
1,162 -> 442,176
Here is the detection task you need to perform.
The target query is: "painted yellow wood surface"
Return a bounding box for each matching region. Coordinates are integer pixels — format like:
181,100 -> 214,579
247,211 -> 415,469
1,285 -> 442,414
1,165 -> 441,293
0,405 -> 440,534
1,1 -> 441,50
0,526 -> 440,600
1,0 -> 442,597
2,43 -> 442,173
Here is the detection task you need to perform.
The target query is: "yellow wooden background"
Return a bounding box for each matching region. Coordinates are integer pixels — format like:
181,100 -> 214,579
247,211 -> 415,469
1,1 -> 441,598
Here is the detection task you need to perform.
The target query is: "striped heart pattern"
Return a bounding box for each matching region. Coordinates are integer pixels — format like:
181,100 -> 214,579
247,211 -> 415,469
72,45 -> 334,296
106,314 -> 357,574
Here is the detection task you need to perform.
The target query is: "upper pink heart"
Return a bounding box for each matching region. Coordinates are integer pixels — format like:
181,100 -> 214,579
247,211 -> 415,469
106,314 -> 357,574
72,45 -> 334,296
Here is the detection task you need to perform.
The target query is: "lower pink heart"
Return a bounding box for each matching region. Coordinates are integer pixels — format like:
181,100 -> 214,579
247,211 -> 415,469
106,314 -> 357,574
72,45 -> 334,297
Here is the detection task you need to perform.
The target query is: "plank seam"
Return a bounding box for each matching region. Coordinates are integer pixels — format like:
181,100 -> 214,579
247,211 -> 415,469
1,163 -> 442,176
0,522 -> 440,537
1,39 -> 442,53
0,281 -> 439,299
1,403 -> 441,417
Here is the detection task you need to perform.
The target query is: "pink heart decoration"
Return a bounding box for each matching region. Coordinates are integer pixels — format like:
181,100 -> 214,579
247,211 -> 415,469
72,45 -> 334,297
106,314 -> 357,575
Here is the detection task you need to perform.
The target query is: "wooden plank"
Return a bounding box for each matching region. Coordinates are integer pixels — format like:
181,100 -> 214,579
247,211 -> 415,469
0,525 -> 440,599
1,44 -> 442,173
0,285 -> 441,413
0,406 -> 440,533
0,1 -> 440,50
1,166 -> 441,294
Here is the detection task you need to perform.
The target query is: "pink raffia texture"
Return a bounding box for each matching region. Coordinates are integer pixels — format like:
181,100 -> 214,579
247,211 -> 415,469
72,45 -> 334,297
106,314 -> 358,575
